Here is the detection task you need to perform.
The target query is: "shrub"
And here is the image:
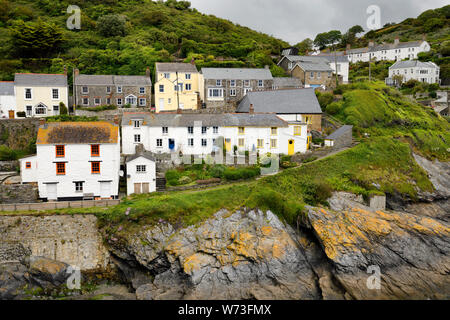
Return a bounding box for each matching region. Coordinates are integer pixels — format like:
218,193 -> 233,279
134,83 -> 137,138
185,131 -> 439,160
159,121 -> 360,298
97,14 -> 127,37
165,170 -> 181,186
326,101 -> 342,115
77,105 -> 117,112
223,166 -> 260,181
429,91 -> 437,99
16,111 -> 26,118
0,145 -> 18,160
317,92 -> 334,109
59,102 -> 68,115
209,165 -> 226,178
178,176 -> 192,185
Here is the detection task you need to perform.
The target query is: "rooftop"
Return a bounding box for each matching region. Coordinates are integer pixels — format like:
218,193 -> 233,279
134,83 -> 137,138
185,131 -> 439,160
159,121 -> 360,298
155,63 -> 198,74
37,121 -> 119,145
74,74 -> 151,86
14,73 -> 67,87
0,81 -> 14,95
200,68 -> 273,80
122,112 -> 288,127
325,125 -> 353,140
389,60 -> 439,69
236,88 -> 323,114
273,77 -> 303,88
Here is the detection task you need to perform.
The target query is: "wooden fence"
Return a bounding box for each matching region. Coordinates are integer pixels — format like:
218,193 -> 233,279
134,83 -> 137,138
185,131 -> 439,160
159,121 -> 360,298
0,199 -> 120,212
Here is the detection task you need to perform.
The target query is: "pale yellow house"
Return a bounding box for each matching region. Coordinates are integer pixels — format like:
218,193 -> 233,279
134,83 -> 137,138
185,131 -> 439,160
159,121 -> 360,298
14,73 -> 68,117
154,63 -> 200,112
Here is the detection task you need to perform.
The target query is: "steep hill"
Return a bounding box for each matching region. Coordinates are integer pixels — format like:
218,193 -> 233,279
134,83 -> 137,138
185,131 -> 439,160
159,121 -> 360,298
0,0 -> 289,82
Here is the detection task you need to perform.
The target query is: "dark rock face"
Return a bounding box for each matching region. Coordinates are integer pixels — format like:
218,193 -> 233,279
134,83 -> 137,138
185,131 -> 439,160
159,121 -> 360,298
109,209 -> 330,300
306,193 -> 450,300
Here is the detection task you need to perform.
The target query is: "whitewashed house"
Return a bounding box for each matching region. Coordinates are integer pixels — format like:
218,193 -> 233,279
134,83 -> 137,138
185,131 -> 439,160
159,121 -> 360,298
14,73 -> 68,117
126,148 -> 156,196
20,121 -> 120,201
317,55 -> 350,83
121,112 -> 308,157
0,81 -> 16,119
387,60 -> 440,84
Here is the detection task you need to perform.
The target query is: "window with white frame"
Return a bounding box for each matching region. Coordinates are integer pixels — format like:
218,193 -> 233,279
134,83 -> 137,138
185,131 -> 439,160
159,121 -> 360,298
156,139 -> 162,147
35,104 -> 47,115
107,98 -> 111,105
162,127 -> 168,134
117,86 -> 122,93
185,83 -> 191,91
136,165 -> 146,173
26,106 -> 32,116
52,89 -> 59,99
164,73 -> 170,79
139,87 -> 145,94
75,182 -> 84,192
53,105 -> 59,114
188,126 -> 194,134
208,88 -> 223,98
134,134 -> 141,143
310,72 -> 314,78
230,89 -> 236,96
185,73 -> 191,80
258,80 -> 263,87
126,95 -> 137,106
159,85 -> 164,93
83,98 -> 89,105
201,126 -> 207,134
94,98 -> 101,105
230,79 -> 236,87
174,83 -> 183,91
244,80 -> 250,87
317,72 -> 321,79
201,139 -> 207,147
270,139 -> 277,148
106,86 -> 111,93
216,80 -> 222,86
188,138 -> 194,147
117,98 -> 123,106
139,98 -> 146,106
133,120 -> 141,128
25,88 -> 32,100
213,126 -> 218,134
82,86 -> 88,94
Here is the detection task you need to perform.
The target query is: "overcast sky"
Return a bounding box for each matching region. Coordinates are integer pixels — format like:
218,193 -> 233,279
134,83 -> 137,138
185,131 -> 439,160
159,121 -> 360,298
188,0 -> 448,44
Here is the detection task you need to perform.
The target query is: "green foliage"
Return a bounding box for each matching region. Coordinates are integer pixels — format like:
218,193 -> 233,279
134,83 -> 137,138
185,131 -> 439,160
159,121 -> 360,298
295,38 -> 313,55
317,92 -> 334,109
46,115 -> 98,122
165,170 -> 181,186
59,102 -> 68,115
97,14 -> 127,37
10,18 -> 64,57
314,30 -> 342,49
77,105 -> 117,112
223,166 -> 260,181
0,145 -> 19,160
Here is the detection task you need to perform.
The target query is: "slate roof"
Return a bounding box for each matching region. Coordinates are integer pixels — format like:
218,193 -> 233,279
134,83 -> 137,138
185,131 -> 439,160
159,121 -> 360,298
14,73 -> 67,87
126,151 -> 156,163
369,40 -> 424,52
282,56 -> 333,72
37,122 -> 119,144
0,82 -> 14,95
122,112 -> 288,127
316,55 -> 350,63
201,68 -> 273,80
236,89 -> 323,114
389,60 -> 439,69
74,74 -> 151,86
325,125 -> 353,140
273,77 -> 303,88
155,63 -> 198,73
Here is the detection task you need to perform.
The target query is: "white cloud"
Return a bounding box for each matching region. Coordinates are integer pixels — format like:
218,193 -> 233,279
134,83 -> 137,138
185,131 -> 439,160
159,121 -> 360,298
188,0 -> 448,44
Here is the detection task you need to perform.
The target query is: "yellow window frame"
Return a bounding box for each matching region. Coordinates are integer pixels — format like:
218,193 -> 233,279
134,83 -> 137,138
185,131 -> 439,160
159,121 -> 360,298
294,126 -> 302,136
257,139 -> 264,148
238,127 -> 245,135
270,139 -> 277,148
271,127 -> 277,135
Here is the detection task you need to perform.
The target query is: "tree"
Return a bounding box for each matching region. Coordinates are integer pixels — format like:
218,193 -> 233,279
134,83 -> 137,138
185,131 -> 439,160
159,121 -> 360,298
59,102 -> 68,115
10,18 -> 64,57
348,25 -> 364,35
314,30 -> 342,50
97,14 -> 127,37
295,38 -> 313,55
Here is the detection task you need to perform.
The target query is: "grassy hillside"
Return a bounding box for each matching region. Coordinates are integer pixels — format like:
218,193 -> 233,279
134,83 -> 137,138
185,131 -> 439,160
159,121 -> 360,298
0,0 -> 289,82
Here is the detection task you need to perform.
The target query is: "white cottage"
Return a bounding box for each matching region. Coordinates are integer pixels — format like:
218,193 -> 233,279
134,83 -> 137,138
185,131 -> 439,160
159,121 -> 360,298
20,121 -> 120,201
0,81 -> 16,119
388,60 -> 440,84
126,148 -> 156,196
121,112 -> 308,157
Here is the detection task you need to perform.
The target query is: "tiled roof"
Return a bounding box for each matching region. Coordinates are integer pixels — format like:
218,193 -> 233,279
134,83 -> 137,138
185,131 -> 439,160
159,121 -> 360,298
201,68 -> 273,80
122,112 -> 288,127
236,88 -> 323,114
389,60 -> 439,69
273,77 -> 303,88
74,75 -> 151,86
0,82 -> 14,95
325,125 -> 353,140
37,121 -> 119,144
155,63 -> 198,73
283,56 -> 333,72
14,73 -> 67,87
126,151 -> 156,163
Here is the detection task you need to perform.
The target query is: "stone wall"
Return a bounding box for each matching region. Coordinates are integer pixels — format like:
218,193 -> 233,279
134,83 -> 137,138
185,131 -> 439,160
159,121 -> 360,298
0,161 -> 19,172
75,107 -> 148,122
0,184 -> 38,204
0,118 -> 41,150
0,214 -> 110,271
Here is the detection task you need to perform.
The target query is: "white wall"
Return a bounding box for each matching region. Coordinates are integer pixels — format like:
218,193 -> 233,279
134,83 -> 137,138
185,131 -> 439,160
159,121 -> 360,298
122,122 -> 308,156
347,42 -> 430,63
20,155 -> 38,183
35,143 -> 120,200
0,95 -> 16,118
126,157 -> 156,195
329,62 -> 349,83
389,65 -> 440,84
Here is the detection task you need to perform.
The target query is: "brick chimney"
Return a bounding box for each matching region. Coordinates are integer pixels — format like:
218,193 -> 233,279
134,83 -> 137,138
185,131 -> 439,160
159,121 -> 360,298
135,143 -> 144,155
368,41 -> 374,47
74,68 -> 80,76
63,66 -> 67,76
146,67 -> 151,78
249,104 -> 254,114
394,37 -> 400,45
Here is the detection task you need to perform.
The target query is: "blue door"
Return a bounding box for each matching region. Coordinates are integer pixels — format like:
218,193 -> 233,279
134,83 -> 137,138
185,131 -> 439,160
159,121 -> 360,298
169,139 -> 175,150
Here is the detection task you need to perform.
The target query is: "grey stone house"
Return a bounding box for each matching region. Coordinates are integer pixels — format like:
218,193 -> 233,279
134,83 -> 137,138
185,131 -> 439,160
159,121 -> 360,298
200,68 -> 273,109
73,69 -> 152,109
